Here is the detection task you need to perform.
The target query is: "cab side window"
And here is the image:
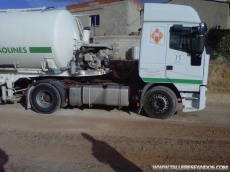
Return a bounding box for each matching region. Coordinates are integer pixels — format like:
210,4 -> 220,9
169,27 -> 202,66
169,27 -> 191,53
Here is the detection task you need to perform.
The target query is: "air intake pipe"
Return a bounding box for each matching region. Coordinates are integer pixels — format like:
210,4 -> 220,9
82,27 -> 91,44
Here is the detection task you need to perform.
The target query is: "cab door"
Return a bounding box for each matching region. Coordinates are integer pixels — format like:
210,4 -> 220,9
139,23 -> 167,82
165,24 -> 204,90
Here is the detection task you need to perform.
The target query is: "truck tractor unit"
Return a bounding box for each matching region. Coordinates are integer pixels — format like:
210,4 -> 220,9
0,4 -> 209,119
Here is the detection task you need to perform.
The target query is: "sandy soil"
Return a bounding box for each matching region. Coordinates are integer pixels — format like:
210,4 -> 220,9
208,59 -> 230,94
0,100 -> 229,172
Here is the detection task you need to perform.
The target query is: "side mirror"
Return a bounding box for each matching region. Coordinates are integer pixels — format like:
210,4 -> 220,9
191,36 -> 205,54
198,22 -> 207,35
191,22 -> 207,54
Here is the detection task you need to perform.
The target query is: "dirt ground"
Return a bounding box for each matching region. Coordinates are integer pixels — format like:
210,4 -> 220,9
0,59 -> 229,172
0,100 -> 229,172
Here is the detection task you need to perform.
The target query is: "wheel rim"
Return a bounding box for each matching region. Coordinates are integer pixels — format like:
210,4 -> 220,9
36,90 -> 53,108
150,94 -> 169,114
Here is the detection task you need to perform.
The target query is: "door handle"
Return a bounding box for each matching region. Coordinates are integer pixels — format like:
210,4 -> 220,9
166,66 -> 173,70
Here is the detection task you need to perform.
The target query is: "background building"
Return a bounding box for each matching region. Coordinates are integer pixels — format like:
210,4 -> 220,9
67,0 -> 143,36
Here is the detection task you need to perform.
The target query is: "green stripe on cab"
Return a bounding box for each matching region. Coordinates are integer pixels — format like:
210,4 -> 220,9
142,78 -> 202,84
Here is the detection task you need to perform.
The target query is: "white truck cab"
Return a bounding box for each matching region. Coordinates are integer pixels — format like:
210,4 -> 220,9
139,4 -> 209,118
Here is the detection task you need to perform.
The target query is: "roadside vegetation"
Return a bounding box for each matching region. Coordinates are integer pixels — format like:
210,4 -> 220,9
207,29 -> 230,61
206,29 -> 230,94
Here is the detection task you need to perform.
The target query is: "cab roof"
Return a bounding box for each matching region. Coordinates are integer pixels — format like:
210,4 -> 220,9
144,3 -> 201,24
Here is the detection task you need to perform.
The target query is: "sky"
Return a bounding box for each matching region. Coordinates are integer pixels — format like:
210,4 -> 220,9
0,0 -> 167,10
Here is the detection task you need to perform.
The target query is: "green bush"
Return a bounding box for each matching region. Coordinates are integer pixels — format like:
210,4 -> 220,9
206,29 -> 230,61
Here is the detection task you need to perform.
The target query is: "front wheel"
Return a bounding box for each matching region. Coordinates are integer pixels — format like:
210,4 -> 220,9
143,86 -> 177,119
29,83 -> 61,114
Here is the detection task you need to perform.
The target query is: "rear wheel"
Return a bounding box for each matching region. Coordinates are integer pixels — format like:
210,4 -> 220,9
30,83 -> 61,114
143,86 -> 177,119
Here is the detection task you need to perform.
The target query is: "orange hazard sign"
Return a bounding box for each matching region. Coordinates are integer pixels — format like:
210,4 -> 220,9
151,28 -> 163,44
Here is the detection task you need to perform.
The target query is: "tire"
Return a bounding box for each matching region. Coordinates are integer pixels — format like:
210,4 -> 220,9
143,86 -> 177,119
29,83 -> 61,114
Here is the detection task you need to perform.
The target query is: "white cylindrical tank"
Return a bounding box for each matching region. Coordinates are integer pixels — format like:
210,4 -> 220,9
82,27 -> 90,44
0,10 -> 81,69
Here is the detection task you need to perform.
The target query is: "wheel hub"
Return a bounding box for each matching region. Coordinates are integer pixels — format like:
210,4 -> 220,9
36,91 -> 53,108
150,94 -> 169,113
43,93 -> 51,103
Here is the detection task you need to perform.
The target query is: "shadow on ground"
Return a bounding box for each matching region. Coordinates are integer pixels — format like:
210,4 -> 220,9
63,103 -> 149,118
17,96 -> 27,109
16,96 -> 179,119
81,133 -> 142,172
0,148 -> 8,172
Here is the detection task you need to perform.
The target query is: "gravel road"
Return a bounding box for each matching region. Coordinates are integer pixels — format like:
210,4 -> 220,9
0,99 -> 229,172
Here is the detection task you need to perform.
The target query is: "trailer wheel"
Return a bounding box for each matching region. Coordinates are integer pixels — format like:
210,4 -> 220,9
30,83 -> 61,114
143,86 -> 177,119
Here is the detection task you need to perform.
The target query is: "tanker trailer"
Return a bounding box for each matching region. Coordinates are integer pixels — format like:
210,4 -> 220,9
0,7 -> 115,113
0,7 -> 111,72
